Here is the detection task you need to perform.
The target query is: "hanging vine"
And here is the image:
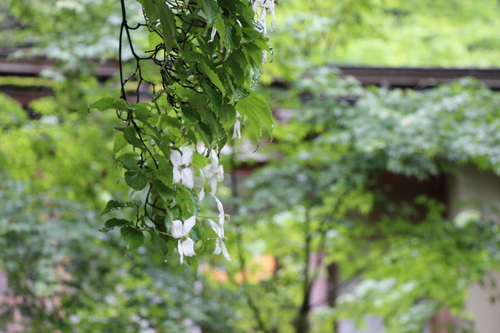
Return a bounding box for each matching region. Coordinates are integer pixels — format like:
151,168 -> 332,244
89,0 -> 274,266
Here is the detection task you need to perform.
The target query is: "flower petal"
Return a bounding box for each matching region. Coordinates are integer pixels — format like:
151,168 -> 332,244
171,220 -> 184,239
197,171 -> 206,202
221,241 -> 231,261
210,152 -> 219,168
181,238 -> 196,257
198,186 -> 205,202
210,193 -> 224,218
183,216 -> 196,235
170,150 -> 182,167
209,178 -> 218,194
208,27 -> 217,43
208,219 -> 221,237
216,165 -> 224,182
232,114 -> 241,139
181,168 -> 194,189
213,238 -> 222,255
172,167 -> 181,184
210,193 -> 225,225
181,146 -> 194,165
178,240 -> 184,264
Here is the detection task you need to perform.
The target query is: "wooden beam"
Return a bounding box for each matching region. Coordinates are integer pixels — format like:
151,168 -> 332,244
0,55 -> 118,80
336,65 -> 500,90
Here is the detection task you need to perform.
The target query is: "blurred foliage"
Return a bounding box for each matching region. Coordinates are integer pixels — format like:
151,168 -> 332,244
263,0 -> 500,81
226,69 -> 500,332
1,0 -> 500,332
3,0 -> 137,63
0,78 -> 127,208
0,176 -> 241,332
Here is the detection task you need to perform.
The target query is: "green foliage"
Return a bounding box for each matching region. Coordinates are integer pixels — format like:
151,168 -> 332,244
0,82 -> 127,207
3,0 -> 500,331
5,0 -> 130,63
0,177 -> 243,332
0,92 -> 27,127
264,0 -> 500,82
85,0 -> 273,266
228,69 -> 500,332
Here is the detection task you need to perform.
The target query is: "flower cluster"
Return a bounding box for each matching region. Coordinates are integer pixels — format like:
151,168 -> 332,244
251,0 -> 276,35
169,146 -> 231,264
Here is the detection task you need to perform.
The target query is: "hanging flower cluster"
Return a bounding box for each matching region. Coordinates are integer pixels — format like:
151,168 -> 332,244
251,0 -> 276,35
93,0 -> 273,268
168,146 -> 231,264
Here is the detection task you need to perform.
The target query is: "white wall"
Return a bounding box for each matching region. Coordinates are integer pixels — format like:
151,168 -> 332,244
447,165 -> 500,333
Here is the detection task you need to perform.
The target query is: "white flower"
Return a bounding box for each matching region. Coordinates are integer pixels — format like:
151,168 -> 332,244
202,152 -> 224,194
208,27 -> 217,43
208,194 -> 231,261
251,0 -> 276,35
171,216 -> 197,264
233,112 -> 242,139
171,146 -> 194,189
209,219 -> 231,261
197,171 -> 206,202
454,209 -> 481,228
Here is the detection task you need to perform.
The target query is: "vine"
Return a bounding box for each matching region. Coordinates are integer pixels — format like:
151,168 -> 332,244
89,0 -> 274,266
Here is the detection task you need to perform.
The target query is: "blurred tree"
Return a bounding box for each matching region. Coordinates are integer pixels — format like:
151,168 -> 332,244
264,0 -> 500,82
225,69 -> 500,332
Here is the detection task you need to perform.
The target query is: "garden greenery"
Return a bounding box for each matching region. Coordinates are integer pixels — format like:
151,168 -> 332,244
88,0 -> 274,266
2,0 -> 500,332
230,68 -> 500,332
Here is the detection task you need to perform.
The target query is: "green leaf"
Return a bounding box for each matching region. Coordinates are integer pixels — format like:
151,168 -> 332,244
100,200 -> 140,216
226,49 -> 247,86
184,256 -> 199,275
117,126 -> 144,149
236,91 -> 273,139
201,80 -> 223,108
120,226 -> 145,252
148,31 -> 162,50
151,178 -> 174,201
89,97 -> 127,111
200,0 -> 221,26
155,1 -> 176,54
199,60 -> 226,94
136,0 -> 160,22
181,104 -> 201,123
148,230 -> 170,258
116,152 -> 140,170
155,168 -> 173,186
127,103 -> 150,122
217,0 -> 238,16
218,103 -> 236,125
104,218 -> 133,229
224,22 -> 241,52
113,132 -> 128,154
213,19 -> 226,48
192,152 -> 208,168
245,41 -> 267,66
242,30 -> 270,52
231,87 -> 251,104
125,170 -> 148,191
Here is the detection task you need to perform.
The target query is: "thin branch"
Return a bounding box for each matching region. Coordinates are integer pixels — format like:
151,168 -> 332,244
119,0 -> 127,101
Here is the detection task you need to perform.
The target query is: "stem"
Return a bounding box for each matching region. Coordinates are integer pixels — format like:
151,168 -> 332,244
119,0 -> 127,101
295,206 -> 312,333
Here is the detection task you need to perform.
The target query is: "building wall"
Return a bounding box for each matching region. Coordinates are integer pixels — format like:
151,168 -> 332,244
447,165 -> 500,333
